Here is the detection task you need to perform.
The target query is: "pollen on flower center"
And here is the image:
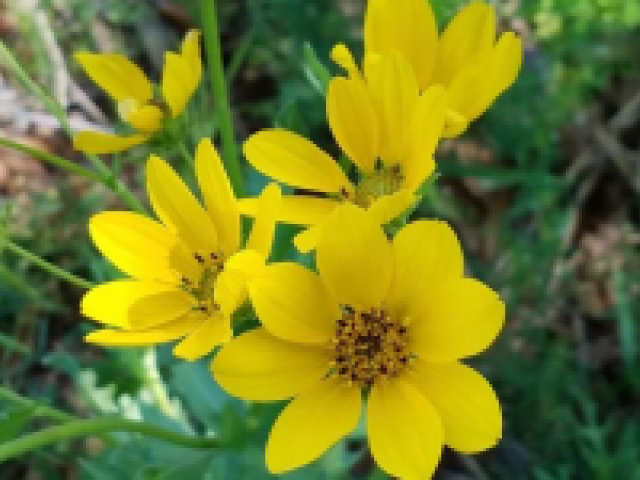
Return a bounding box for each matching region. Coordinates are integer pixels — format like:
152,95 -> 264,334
333,305 -> 409,388
181,251 -> 225,315
352,164 -> 404,208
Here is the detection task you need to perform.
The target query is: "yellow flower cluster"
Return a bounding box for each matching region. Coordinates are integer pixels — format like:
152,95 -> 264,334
76,1 -> 521,478
73,31 -> 202,153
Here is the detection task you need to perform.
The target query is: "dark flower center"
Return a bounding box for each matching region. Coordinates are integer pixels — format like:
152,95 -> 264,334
333,305 -> 409,388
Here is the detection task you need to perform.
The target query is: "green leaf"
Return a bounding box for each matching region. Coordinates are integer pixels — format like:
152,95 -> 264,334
170,361 -> 234,427
613,268 -> 637,367
303,42 -> 331,95
0,405 -> 38,442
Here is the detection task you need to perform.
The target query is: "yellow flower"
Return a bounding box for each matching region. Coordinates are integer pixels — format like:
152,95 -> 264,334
334,0 -> 523,137
213,204 -> 505,479
81,139 -> 280,360
240,53 -> 448,252
73,30 -> 202,154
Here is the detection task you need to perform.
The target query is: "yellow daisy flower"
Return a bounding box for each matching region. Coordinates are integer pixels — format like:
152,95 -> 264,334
240,52 -> 448,252
213,203 -> 505,479
73,30 -> 202,154
81,139 -> 280,360
334,0 -> 523,137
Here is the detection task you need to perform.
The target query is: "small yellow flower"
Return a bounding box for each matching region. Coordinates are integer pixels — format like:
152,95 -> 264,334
334,0 -> 523,137
73,30 -> 202,154
213,203 -> 505,479
81,139 -> 280,360
240,53 -> 448,252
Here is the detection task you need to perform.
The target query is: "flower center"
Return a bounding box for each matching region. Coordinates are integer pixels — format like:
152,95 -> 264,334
333,306 -> 409,388
351,164 -> 404,208
181,251 -> 225,315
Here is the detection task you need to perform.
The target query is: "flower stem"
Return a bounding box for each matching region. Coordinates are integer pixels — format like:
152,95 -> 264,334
0,417 -> 218,462
0,41 -> 68,133
1,239 -> 94,290
0,41 -> 145,215
0,136 -> 102,181
200,0 -> 244,197
0,387 -> 74,423
178,140 -> 194,167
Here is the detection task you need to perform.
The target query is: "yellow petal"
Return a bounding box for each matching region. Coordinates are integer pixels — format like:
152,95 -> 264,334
248,262 -> 339,344
168,242 -> 201,284
368,377 -> 443,480
406,360 -> 502,453
196,139 -> 241,255
146,155 -> 218,253
366,189 -> 416,226
173,311 -> 231,361
81,280 -> 175,328
266,377 -> 361,474
245,183 -> 281,259
74,53 -> 152,102
364,0 -> 438,89
161,30 -> 202,117
434,1 -> 496,86
127,289 -> 194,330
365,52 -> 420,165
330,43 -> 360,78
239,194 -> 339,226
445,32 -> 522,131
443,109 -> 470,138
316,203 -> 392,309
181,30 -> 202,83
214,269 -> 248,319
465,32 -> 523,121
243,129 -> 353,194
292,223 -> 324,253
212,328 -> 332,402
327,76 -> 378,173
386,220 -> 463,320
73,131 -> 147,154
85,313 -> 200,347
123,104 -> 164,132
224,248 -> 265,277
402,85 -> 447,191
89,211 -> 178,282
409,278 -> 505,361
215,250 -> 265,318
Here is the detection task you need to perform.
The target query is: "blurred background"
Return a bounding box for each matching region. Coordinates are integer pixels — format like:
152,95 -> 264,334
1,0 -> 640,478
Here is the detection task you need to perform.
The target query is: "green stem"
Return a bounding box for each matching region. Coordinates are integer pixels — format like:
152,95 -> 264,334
0,388 -> 116,447
178,141 -> 194,168
0,418 -> 218,462
2,240 -> 94,290
200,0 -> 244,197
0,41 -> 145,215
111,179 -> 146,214
0,137 -> 102,181
0,387 -> 73,423
0,41 -> 69,133
0,333 -> 31,356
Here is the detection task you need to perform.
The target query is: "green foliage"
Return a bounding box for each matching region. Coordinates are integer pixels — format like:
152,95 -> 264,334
3,0 -> 640,478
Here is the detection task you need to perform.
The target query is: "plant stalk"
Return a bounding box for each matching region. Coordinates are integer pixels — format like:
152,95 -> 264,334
0,387 -> 74,423
200,0 -> 244,197
0,41 -> 145,214
2,240 -> 94,290
0,137 -> 102,181
0,418 -> 218,462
